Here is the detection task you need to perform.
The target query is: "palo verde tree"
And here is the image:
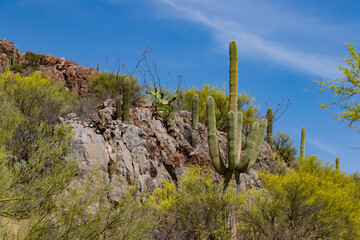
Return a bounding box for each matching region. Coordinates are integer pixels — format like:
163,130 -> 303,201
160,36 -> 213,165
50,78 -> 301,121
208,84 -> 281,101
313,43 -> 360,131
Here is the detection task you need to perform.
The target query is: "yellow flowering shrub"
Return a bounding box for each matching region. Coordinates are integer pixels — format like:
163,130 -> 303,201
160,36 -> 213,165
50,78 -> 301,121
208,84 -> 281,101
150,166 -> 245,240
239,155 -> 360,240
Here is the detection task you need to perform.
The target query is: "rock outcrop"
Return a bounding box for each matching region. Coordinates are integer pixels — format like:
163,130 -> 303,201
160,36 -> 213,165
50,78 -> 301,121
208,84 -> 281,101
59,99 -> 276,202
0,38 -> 97,96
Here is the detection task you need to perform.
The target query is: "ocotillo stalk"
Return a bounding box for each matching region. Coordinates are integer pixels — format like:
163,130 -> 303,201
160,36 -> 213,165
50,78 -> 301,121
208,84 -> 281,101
191,94 -> 199,148
336,157 -> 339,171
122,77 -> 130,124
206,40 -> 268,189
115,97 -> 121,120
300,127 -> 305,161
266,107 -> 273,147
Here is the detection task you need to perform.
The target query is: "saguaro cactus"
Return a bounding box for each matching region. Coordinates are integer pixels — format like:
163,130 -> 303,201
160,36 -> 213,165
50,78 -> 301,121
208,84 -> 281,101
122,77 -> 131,124
336,157 -> 339,170
266,107 -> 273,147
300,127 -> 305,161
116,97 -> 122,120
206,40 -> 267,188
191,94 -> 199,148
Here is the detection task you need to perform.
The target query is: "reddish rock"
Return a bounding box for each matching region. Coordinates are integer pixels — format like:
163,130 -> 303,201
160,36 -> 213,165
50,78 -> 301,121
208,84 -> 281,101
0,38 -> 97,97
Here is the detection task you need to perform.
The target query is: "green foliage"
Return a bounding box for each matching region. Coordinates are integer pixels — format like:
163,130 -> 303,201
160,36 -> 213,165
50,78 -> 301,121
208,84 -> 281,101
146,87 -> 177,128
150,166 -> 244,240
9,64 -> 22,73
89,71 -> 143,103
239,155 -> 360,239
23,52 -> 44,61
272,130 -> 297,165
177,85 -> 260,131
313,43 -> 360,131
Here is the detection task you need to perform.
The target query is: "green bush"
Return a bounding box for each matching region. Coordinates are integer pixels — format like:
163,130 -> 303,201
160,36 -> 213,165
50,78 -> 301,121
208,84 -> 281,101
272,130 -> 297,165
89,71 -> 143,104
150,166 -> 244,240
239,155 -> 360,240
177,85 -> 260,131
0,71 -> 78,125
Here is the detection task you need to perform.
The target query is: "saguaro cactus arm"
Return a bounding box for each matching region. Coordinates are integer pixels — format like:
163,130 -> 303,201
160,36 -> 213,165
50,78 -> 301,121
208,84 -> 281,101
207,96 -> 226,175
243,119 -> 267,172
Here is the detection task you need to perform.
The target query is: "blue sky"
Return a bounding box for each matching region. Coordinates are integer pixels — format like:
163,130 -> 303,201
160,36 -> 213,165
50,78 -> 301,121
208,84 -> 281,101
1,0 -> 360,173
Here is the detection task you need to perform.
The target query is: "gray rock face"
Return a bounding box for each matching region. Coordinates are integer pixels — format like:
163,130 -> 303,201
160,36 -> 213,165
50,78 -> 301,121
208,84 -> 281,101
60,99 -> 275,202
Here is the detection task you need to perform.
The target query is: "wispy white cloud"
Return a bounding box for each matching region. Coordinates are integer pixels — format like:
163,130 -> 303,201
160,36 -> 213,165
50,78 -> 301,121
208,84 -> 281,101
153,0 -> 356,78
308,138 -> 337,156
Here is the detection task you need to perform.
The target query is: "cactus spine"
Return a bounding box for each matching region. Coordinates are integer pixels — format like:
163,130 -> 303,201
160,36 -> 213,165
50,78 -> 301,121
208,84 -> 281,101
122,77 -> 130,124
266,107 -> 273,147
300,127 -> 305,161
191,94 -> 199,148
206,40 -> 267,188
336,157 -> 339,170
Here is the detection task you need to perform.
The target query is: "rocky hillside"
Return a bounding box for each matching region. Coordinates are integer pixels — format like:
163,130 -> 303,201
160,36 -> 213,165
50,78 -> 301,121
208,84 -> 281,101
0,38 -> 96,97
1,38 -> 275,199
60,98 -> 275,201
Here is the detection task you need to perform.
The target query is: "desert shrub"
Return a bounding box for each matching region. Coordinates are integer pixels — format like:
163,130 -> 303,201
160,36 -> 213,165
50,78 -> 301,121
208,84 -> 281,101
13,180 -> 157,240
89,71 -> 143,104
146,87 -> 178,128
0,71 -> 78,125
9,64 -> 23,73
272,131 -> 297,165
239,155 -> 360,240
23,52 -> 44,68
0,71 -> 157,239
0,71 -> 78,162
150,166 -> 244,240
177,85 -> 260,131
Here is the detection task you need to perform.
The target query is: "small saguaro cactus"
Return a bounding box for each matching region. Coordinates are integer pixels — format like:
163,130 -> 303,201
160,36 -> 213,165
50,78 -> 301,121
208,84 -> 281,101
115,97 -> 122,120
300,127 -> 305,161
13,46 -> 18,65
97,63 -> 99,72
206,40 -> 267,188
336,157 -> 339,171
266,107 -> 273,147
122,77 -> 131,124
191,94 -> 199,148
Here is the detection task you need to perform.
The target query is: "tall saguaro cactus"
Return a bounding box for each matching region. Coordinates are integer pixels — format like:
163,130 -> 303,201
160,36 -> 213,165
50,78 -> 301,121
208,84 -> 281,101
206,40 -> 267,188
266,107 -> 273,147
191,94 -> 199,148
300,127 -> 305,161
